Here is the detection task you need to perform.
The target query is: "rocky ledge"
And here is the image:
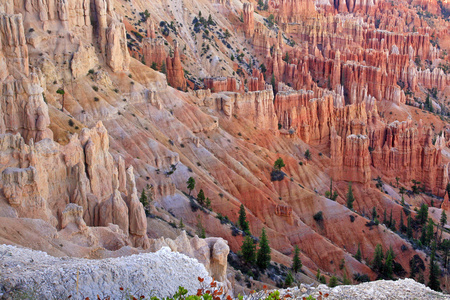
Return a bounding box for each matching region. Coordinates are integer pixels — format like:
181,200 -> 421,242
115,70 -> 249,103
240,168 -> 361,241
278,279 -> 449,300
0,244 -> 211,299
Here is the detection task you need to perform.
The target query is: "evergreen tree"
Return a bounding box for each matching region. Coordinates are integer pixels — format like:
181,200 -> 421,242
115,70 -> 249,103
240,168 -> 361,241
420,224 -> 427,246
139,188 -> 149,212
186,177 -> 195,196
238,204 -> 250,234
346,182 -> 355,210
284,271 -> 294,287
391,220 -> 397,232
343,272 -> 351,285
383,208 -> 387,224
205,197 -> 212,210
441,239 -> 450,269
304,149 -> 311,160
354,243 -> 362,262
439,210 -> 447,243
274,157 -> 285,170
399,211 -> 405,233
292,245 -> 302,272
372,207 -> 377,220
388,209 -> 393,228
197,189 -> 205,206
271,74 -> 276,91
328,276 -> 338,287
56,88 -> 65,111
425,218 -> 435,246
384,247 -> 395,279
256,228 -> 271,270
407,214 -> 413,239
179,218 -> 184,229
241,236 -> 256,264
417,203 -> 428,225
441,210 -> 447,228
428,241 -> 441,291
372,244 -> 384,273
161,61 -> 166,74
196,216 -> 206,238
283,52 -> 289,63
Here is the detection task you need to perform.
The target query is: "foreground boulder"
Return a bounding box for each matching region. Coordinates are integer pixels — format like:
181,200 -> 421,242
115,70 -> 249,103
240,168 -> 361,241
0,245 -> 212,299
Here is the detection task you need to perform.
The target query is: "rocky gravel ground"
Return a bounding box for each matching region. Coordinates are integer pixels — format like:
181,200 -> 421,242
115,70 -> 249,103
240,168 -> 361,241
273,278 -> 450,300
0,244 -> 211,300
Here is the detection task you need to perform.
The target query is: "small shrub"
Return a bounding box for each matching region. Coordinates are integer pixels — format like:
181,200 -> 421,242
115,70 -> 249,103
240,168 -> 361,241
313,211 -> 323,222
68,119 -> 74,127
92,86 -> 99,91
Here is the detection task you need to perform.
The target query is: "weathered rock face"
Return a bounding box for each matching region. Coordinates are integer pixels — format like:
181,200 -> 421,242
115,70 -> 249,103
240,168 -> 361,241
369,120 -> 448,196
0,13 -> 29,78
216,88 -> 278,130
270,0 -> 318,23
166,41 -> 186,91
331,128 -> 371,184
71,43 -> 99,78
204,77 -> 238,93
0,122 -> 148,247
243,3 -> 254,37
248,69 -> 266,92
79,122 -> 115,201
149,231 -> 230,284
61,203 -> 87,230
274,90 -> 337,144
105,20 -> 130,72
0,74 -> 52,143
125,166 -> 150,249
143,38 -> 166,70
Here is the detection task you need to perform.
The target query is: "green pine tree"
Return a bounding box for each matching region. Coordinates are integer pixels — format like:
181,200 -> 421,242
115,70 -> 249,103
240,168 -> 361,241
179,218 -> 185,229
256,228 -> 271,270
417,203 -> 428,225
328,276 -> 338,287
274,157 -> 285,170
399,211 -> 405,233
346,182 -> 355,210
354,244 -> 362,262
241,235 -> 256,264
372,207 -> 377,220
425,218 -> 435,246
197,189 -> 205,206
238,204 -> 250,235
407,214 -> 413,239
292,245 -> 302,272
284,271 -> 294,287
186,177 -> 195,196
139,189 -> 149,215
372,244 -> 384,273
428,241 -> 441,291
205,197 -> 212,210
384,247 -> 395,279
271,74 -> 276,91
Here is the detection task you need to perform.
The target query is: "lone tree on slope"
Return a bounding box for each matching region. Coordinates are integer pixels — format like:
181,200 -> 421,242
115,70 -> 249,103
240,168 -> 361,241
256,228 -> 271,270
238,204 -> 250,235
186,177 -> 195,196
274,157 -> 285,170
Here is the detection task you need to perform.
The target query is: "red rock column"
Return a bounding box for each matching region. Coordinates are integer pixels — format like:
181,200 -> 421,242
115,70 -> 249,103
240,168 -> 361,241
243,3 -> 254,38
